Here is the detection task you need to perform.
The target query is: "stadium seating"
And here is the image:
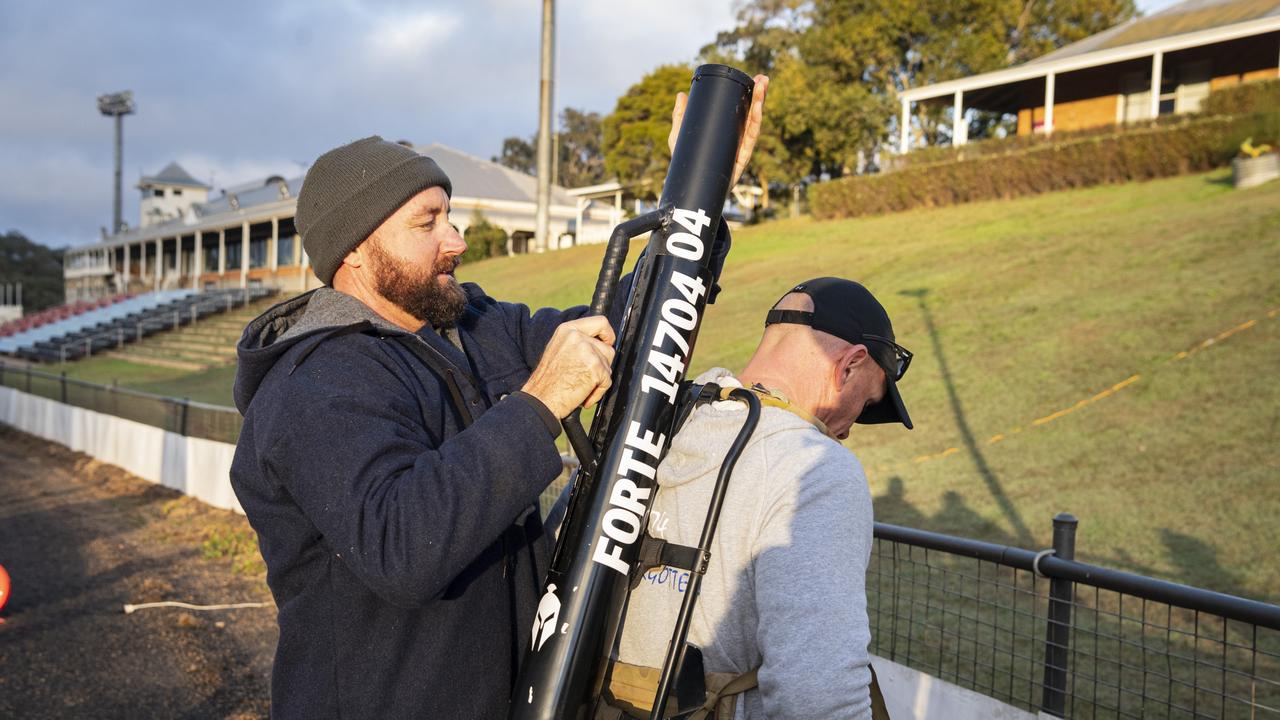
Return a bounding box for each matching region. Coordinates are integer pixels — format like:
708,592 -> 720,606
0,288 -> 276,363
0,294 -> 132,338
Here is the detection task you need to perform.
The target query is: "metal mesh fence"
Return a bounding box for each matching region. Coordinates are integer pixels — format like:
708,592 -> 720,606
0,361 -> 242,444
868,530 -> 1280,718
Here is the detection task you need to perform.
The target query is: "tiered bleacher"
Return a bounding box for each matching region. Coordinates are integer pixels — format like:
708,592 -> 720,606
0,294 -> 131,337
0,288 -> 275,363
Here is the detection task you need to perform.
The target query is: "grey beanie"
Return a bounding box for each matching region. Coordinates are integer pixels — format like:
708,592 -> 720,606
295,136 -> 453,285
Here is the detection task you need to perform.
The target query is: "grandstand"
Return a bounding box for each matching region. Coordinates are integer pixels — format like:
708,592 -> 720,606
0,294 -> 132,337
105,290 -> 283,370
0,287 -> 275,365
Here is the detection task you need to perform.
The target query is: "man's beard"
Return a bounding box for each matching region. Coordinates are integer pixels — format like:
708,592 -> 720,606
367,240 -> 467,328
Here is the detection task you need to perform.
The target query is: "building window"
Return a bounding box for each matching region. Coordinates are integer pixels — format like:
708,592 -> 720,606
153,188 -> 164,198
226,242 -> 242,270
173,188 -> 183,196
203,244 -> 219,274
277,234 -> 296,267
249,237 -> 269,269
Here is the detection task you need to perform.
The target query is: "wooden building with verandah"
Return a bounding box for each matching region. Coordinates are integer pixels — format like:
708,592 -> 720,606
62,145 -> 617,302
897,0 -> 1280,153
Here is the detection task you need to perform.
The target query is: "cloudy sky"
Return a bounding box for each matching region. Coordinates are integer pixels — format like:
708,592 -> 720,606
0,0 -> 1178,248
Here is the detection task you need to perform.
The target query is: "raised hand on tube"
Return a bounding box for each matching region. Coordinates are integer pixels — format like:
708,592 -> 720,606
668,74 -> 770,186
521,315 -> 617,418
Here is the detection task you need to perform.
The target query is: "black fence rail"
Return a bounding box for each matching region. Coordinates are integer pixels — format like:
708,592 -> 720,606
870,515 -> 1280,718
4,360 -> 1277,718
0,361 -> 242,444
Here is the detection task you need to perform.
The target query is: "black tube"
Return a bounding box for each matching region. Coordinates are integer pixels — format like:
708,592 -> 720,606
650,388 -> 760,719
510,64 -> 754,720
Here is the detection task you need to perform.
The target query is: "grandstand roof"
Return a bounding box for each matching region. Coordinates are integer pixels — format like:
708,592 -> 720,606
90,142 -> 580,248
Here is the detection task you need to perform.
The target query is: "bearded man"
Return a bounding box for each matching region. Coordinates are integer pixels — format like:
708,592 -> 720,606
229,73 -> 765,720
229,137 -> 628,719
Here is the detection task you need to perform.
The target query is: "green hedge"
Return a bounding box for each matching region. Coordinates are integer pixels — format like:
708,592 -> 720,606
1203,77 -> 1280,116
811,110 -> 1280,220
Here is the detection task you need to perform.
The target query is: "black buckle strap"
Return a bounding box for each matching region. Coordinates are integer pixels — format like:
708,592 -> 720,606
629,533 -> 711,590
670,381 -> 722,436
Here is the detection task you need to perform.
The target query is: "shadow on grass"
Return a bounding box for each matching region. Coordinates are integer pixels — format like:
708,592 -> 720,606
1158,528 -> 1250,599
875,477 -> 1020,548
900,288 -> 1034,547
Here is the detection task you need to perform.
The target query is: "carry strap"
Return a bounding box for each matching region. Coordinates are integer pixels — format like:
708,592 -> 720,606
688,663 -> 890,720
390,334 -> 476,427
686,668 -> 758,720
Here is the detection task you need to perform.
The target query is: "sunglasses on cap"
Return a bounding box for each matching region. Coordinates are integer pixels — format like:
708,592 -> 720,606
862,333 -> 913,382
766,308 -> 913,381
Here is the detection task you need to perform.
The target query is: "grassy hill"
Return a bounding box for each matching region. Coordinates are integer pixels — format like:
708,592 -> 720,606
463,169 -> 1280,601
48,169 -> 1280,599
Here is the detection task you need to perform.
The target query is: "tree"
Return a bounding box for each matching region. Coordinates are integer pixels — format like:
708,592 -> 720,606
494,108 -> 607,188
0,230 -> 65,312
493,136 -> 536,175
557,108 -> 607,188
708,0 -> 1136,169
461,211 -> 508,264
699,0 -> 811,75
603,64 -> 694,198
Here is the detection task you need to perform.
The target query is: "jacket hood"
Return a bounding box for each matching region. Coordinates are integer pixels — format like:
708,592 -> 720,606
659,368 -> 819,490
232,288 -> 407,413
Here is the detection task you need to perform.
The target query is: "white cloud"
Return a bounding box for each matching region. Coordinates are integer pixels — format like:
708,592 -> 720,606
364,8 -> 464,63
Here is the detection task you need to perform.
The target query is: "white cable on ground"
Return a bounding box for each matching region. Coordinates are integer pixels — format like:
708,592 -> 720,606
123,600 -> 272,614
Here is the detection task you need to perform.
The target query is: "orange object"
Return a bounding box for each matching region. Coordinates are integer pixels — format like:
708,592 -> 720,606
0,562 -> 9,614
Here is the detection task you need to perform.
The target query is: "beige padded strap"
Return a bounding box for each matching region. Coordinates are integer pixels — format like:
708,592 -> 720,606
719,385 -> 832,438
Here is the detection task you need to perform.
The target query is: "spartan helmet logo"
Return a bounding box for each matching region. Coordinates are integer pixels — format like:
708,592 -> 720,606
532,584 -> 560,652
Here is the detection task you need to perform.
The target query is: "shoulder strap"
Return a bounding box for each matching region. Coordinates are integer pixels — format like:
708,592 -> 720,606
389,334 -> 476,428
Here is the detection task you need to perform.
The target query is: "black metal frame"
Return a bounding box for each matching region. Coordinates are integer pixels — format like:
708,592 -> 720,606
870,517 -> 1280,718
0,360 -> 241,443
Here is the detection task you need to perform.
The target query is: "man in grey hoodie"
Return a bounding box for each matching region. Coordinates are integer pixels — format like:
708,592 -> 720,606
616,277 -> 912,719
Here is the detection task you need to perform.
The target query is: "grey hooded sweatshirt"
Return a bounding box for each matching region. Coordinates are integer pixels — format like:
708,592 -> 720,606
617,368 -> 874,719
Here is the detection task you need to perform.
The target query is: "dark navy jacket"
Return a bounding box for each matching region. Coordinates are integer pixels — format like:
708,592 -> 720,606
231,284 -> 589,719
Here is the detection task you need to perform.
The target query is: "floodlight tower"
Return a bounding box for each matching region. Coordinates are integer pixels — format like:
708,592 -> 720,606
98,91 -> 136,235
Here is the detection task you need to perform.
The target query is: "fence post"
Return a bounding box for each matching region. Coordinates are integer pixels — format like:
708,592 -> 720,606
1040,512 -> 1078,717
179,397 -> 190,437
61,371 -> 67,403
26,364 -> 32,393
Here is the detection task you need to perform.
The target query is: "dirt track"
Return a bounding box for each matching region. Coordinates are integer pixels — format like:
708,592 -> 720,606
0,425 -> 275,719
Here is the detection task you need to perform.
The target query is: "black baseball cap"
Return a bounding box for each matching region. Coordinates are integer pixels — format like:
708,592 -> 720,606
765,277 -> 913,429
